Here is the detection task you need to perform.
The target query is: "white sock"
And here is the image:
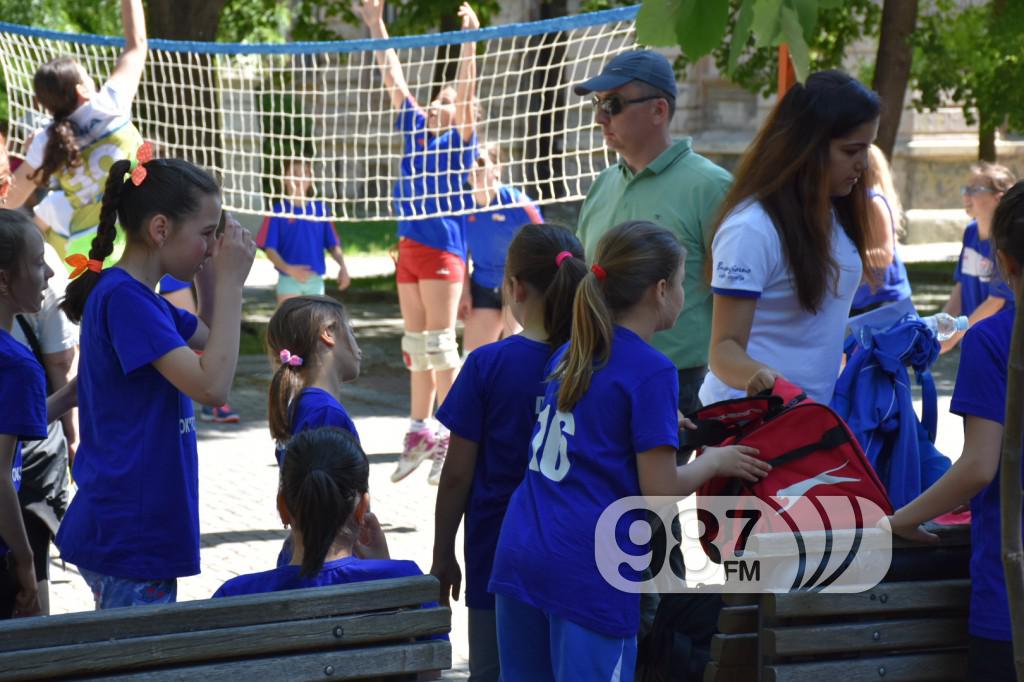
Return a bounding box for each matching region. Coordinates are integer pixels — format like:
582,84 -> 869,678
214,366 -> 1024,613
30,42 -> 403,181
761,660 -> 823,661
409,419 -> 427,432
436,423 -> 450,438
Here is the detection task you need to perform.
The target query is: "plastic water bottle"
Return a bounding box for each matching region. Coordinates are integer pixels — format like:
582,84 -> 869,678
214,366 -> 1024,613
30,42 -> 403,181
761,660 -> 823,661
921,313 -> 969,341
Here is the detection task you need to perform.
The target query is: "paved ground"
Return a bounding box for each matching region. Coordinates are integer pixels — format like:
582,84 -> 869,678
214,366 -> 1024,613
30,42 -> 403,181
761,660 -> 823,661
44,247 -> 969,678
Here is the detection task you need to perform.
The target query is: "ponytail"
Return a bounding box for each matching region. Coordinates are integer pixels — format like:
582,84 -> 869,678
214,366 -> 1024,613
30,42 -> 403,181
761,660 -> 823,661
281,428 -> 370,577
555,221 -> 685,412
61,159 -> 130,323
503,223 -> 586,349
266,295 -> 350,441
60,157 -> 221,324
30,56 -> 86,186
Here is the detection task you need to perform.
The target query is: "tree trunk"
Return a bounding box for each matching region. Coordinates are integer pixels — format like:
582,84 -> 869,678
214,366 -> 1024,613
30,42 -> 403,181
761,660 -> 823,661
138,0 -> 228,173
871,0 -> 918,161
1001,274 -> 1024,680
979,108 -> 998,162
526,0 -> 569,200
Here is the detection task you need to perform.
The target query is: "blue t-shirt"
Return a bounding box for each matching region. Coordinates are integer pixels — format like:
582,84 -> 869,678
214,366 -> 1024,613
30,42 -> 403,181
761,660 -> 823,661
436,335 -> 551,609
275,387 -> 360,466
393,98 -> 476,258
950,304 -> 1021,641
851,192 -> 912,310
158,275 -> 191,295
256,199 -> 339,276
213,556 -> 425,598
462,185 -> 544,289
56,267 -> 201,579
489,326 -> 680,638
955,221 -> 1014,316
0,329 -> 48,555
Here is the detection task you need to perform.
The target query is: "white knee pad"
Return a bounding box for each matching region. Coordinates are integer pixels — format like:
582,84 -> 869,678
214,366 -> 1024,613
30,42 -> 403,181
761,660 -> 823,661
424,328 -> 460,371
401,331 -> 430,371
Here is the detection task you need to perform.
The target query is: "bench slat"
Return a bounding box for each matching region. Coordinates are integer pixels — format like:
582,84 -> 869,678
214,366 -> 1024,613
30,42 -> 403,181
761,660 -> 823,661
762,617 -> 967,657
0,606 -> 449,681
0,575 -> 439,654
761,579 -> 970,619
87,640 -> 452,681
718,605 -> 758,634
710,633 -> 758,662
764,650 -> 967,682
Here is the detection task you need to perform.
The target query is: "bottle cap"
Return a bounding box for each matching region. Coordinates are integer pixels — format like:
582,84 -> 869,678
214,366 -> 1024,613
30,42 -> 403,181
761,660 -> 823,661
956,315 -> 969,331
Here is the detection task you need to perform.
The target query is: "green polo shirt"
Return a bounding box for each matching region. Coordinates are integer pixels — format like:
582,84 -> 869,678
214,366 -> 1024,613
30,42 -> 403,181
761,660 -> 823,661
577,138 -> 732,369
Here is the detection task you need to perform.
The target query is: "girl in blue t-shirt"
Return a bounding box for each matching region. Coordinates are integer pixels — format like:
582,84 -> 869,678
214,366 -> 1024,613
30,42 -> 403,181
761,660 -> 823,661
266,295 -> 362,467
490,221 -> 771,682
212,427 -> 424,598
432,223 -> 587,681
0,211 -> 53,618
56,156 -> 257,609
888,181 -> 1024,682
359,0 -> 483,485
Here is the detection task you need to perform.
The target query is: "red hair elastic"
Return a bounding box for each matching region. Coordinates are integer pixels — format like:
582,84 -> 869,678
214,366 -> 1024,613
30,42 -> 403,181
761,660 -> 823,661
591,263 -> 607,281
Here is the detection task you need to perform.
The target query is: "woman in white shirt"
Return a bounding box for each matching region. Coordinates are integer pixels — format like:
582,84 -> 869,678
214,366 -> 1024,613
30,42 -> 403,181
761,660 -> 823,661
700,70 -> 880,405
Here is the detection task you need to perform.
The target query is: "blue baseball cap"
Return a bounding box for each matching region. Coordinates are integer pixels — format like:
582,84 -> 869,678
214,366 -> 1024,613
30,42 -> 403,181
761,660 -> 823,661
574,50 -> 678,98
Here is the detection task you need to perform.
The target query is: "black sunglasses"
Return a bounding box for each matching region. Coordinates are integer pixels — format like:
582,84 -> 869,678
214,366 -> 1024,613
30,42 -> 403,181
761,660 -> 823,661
591,93 -> 664,116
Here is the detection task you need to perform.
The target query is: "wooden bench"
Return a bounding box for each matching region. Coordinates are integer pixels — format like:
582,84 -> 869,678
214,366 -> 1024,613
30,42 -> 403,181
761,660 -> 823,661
0,575 -> 451,681
705,524 -> 971,682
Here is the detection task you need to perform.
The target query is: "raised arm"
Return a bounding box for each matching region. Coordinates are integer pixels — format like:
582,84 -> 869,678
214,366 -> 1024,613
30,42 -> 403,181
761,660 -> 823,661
358,0 -> 412,110
106,0 -> 148,104
453,3 -> 480,143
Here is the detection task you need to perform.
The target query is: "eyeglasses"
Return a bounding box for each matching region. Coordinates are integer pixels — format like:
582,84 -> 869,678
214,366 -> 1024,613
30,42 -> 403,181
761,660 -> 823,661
961,185 -> 996,197
591,94 -> 664,116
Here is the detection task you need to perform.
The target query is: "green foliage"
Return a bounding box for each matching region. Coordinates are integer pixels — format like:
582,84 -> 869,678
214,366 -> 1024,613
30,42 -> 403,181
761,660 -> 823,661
910,0 -> 1024,140
637,0 -> 878,91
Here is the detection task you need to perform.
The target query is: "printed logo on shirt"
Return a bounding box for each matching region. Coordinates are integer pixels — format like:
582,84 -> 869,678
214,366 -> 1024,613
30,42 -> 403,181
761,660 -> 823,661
468,215 -> 477,222
179,416 -> 197,435
492,213 -> 506,222
961,247 -> 995,281
716,262 -> 753,283
12,464 -> 20,487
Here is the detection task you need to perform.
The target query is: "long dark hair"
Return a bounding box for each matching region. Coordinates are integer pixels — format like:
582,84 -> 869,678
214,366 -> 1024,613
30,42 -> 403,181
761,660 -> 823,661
30,57 -> 86,186
0,210 -> 36,276
281,427 -> 370,578
993,181 -> 1024,269
504,223 -> 586,349
555,221 -> 683,411
61,158 -> 221,323
714,70 -> 880,312
266,296 -> 351,442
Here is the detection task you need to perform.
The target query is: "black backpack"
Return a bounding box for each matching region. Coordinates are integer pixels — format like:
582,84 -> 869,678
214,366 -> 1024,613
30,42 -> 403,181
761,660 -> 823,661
637,593 -> 722,682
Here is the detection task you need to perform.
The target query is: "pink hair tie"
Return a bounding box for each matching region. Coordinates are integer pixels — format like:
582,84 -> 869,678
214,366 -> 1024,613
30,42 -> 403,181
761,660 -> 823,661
279,349 -> 304,367
555,251 -> 573,267
591,263 -> 607,281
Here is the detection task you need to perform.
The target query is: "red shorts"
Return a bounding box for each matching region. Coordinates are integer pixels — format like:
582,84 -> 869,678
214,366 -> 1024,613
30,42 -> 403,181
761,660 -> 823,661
395,238 -> 465,284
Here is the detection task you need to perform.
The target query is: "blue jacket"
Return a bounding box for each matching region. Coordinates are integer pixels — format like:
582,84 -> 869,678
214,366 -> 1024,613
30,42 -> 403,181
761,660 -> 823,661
831,317 -> 952,509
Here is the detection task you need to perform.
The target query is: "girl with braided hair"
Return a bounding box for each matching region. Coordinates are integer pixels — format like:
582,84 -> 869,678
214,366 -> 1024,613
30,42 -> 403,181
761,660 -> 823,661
56,156 -> 256,609
7,0 -> 147,262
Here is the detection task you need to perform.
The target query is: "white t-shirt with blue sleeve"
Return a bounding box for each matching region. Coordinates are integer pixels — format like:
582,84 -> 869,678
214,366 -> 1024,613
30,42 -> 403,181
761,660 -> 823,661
55,267 -> 201,580
700,200 -> 862,405
489,327 -> 679,638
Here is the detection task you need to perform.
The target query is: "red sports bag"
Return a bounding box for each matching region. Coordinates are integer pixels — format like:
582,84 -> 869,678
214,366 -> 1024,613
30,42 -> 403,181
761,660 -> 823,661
689,379 -> 893,565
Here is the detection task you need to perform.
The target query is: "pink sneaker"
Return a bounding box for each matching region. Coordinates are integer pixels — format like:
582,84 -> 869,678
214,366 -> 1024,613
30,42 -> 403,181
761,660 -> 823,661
427,433 -> 450,486
391,428 -> 437,483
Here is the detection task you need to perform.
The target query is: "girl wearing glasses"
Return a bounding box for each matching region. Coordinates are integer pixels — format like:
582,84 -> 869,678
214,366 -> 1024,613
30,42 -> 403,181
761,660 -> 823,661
359,0 -> 481,485
701,70 -> 880,406
938,162 -> 1016,353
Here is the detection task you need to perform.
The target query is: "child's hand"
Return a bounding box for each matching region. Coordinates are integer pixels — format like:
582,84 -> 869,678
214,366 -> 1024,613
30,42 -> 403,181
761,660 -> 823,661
678,410 -> 696,431
458,3 -> 480,30
879,515 -> 940,544
12,557 -> 40,617
337,266 -> 351,291
356,0 -> 384,26
354,511 -> 390,560
287,263 -> 314,284
430,552 -> 463,606
457,287 -> 471,321
746,368 -> 783,396
706,444 -> 770,482
211,214 -> 256,288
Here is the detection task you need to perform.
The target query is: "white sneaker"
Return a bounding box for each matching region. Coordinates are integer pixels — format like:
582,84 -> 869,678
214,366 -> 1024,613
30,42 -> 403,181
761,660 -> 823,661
391,428 -> 437,483
427,433 -> 450,486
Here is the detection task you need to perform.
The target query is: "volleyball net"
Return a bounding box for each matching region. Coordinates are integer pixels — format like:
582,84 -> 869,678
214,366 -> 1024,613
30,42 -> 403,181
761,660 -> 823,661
0,6 -> 639,222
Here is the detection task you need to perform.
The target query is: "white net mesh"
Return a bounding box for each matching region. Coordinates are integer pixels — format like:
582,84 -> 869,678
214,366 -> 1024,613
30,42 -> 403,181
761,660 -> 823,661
0,8 -> 638,222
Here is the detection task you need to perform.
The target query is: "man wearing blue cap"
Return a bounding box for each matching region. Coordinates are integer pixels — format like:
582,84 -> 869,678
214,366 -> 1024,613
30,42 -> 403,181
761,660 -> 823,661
576,49 -> 732,417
